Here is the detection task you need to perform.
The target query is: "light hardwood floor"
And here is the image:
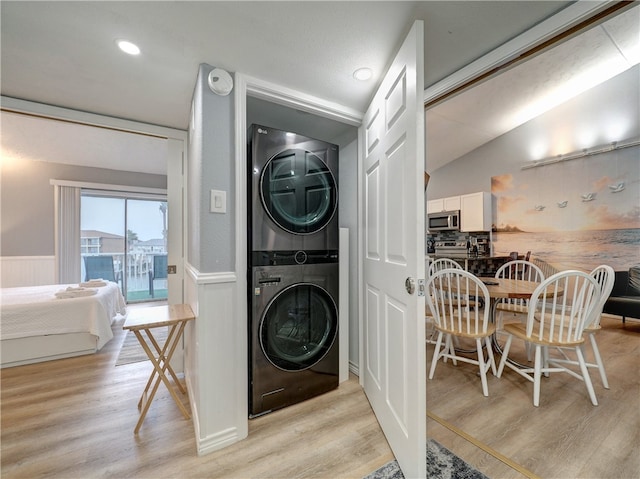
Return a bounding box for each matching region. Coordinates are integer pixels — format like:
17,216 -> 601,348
426,315 -> 640,479
0,312 -> 393,479
2,312 -> 638,479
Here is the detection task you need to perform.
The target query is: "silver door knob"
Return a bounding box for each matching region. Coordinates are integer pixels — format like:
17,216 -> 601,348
405,277 -> 416,295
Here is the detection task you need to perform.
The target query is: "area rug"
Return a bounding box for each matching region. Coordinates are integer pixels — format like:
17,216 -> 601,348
363,439 -> 488,479
115,329 -> 168,366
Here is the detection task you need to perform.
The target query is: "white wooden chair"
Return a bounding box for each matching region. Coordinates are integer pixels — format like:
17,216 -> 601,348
426,268 -> 496,397
551,265 -> 615,389
494,260 -> 545,360
497,270 -> 601,406
428,258 -> 462,276
494,260 -> 545,328
426,258 -> 464,344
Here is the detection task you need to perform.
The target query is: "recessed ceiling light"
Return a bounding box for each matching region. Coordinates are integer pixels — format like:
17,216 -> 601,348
353,68 -> 372,81
117,40 -> 140,56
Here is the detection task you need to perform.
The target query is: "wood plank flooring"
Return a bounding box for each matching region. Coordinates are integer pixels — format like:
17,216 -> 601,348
1,313 -> 393,479
426,315 -> 640,479
2,312 -> 638,478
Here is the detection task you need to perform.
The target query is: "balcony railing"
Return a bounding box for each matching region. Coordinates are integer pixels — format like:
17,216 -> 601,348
81,253 -> 167,302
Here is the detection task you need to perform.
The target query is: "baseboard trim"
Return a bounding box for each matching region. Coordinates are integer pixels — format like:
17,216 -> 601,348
196,426 -> 242,456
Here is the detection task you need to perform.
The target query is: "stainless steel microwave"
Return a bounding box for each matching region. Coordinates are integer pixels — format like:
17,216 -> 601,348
428,210 -> 460,231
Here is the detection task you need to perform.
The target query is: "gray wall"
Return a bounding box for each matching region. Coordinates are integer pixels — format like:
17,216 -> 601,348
427,65 -> 640,200
0,158 -> 166,256
187,63 -> 235,273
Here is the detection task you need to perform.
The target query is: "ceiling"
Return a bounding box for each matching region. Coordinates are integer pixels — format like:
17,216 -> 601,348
2,1 -> 636,175
426,3 -> 640,171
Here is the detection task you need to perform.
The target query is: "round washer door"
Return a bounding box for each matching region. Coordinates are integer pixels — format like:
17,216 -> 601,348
260,283 -> 338,371
260,148 -> 337,234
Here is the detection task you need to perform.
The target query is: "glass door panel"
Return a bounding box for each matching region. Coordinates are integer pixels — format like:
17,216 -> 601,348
126,199 -> 168,302
81,194 -> 167,303
80,196 -> 125,287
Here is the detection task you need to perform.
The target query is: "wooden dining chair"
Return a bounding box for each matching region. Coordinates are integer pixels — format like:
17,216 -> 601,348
427,258 -> 464,343
426,268 -> 495,396
496,270 -> 601,406
493,260 -> 545,328
551,265 -> 615,389
428,258 -> 462,276
428,258 -> 480,304
494,259 -> 545,360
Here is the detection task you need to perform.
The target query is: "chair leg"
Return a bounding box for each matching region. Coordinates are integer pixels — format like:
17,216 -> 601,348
444,335 -> 457,366
588,333 -> 609,389
542,346 -> 550,378
497,335 -> 513,377
485,336 -> 497,376
428,332 -> 443,380
576,347 -> 599,406
476,338 -> 489,397
533,345 -> 542,407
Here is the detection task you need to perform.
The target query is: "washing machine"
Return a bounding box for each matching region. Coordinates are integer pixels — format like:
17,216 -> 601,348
248,124 -> 339,256
249,261 -> 339,417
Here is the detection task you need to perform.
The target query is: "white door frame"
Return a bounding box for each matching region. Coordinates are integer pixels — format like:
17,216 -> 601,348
232,73 -> 363,403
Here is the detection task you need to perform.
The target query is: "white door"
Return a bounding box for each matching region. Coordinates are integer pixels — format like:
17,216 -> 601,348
359,21 -> 425,478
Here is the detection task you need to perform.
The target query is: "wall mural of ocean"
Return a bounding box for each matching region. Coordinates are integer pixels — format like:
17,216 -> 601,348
492,148 -> 640,272
493,228 -> 640,272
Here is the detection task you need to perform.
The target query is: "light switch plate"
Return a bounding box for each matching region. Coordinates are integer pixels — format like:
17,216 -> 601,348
210,189 -> 226,213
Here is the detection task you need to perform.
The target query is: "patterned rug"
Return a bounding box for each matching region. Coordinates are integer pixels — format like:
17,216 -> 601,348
115,329 -> 168,366
363,439 -> 488,479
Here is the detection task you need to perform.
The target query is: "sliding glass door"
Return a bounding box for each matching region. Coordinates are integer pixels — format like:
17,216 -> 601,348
81,193 -> 168,303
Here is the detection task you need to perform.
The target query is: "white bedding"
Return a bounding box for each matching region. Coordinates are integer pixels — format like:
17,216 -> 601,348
1,282 -> 126,349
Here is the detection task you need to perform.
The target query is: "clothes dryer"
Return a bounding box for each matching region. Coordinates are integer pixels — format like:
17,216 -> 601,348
248,124 -> 339,256
249,262 -> 339,417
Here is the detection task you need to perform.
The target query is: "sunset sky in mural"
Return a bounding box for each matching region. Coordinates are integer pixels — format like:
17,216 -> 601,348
492,151 -> 639,232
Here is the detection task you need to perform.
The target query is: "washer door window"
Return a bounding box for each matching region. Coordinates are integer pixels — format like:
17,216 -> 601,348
260,283 -> 337,371
260,148 -> 337,234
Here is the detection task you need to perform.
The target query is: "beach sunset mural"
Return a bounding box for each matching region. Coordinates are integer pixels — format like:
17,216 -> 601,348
491,150 -> 639,272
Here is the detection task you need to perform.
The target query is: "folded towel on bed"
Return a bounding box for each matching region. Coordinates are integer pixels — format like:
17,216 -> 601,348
55,288 -> 98,299
79,280 -> 108,287
65,286 -> 86,291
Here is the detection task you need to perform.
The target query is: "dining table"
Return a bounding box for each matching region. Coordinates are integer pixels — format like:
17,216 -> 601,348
439,276 -> 562,366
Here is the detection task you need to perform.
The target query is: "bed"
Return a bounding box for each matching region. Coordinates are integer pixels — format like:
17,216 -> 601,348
1,281 -> 126,368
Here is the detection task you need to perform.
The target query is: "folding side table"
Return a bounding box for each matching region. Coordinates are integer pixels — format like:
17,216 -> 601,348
123,303 -> 195,434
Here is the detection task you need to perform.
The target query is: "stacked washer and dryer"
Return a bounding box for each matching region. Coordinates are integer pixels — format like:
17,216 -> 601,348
247,124 -> 340,418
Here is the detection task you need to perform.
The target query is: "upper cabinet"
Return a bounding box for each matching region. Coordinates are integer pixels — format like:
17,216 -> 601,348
428,191 -> 492,232
460,192 -> 491,232
427,195 -> 460,213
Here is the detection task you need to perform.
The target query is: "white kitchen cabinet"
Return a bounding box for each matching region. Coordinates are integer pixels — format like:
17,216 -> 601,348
460,192 -> 491,232
427,195 -> 460,213
426,199 -> 442,213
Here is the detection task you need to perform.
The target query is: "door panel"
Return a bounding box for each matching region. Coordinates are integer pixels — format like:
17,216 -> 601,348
365,286 -> 381,389
360,21 -> 425,479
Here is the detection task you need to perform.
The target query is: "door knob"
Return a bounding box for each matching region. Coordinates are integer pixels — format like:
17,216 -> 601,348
405,277 -> 416,295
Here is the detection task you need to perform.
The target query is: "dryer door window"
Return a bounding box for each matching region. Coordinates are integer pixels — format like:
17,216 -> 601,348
260,148 -> 337,234
260,283 -> 337,371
